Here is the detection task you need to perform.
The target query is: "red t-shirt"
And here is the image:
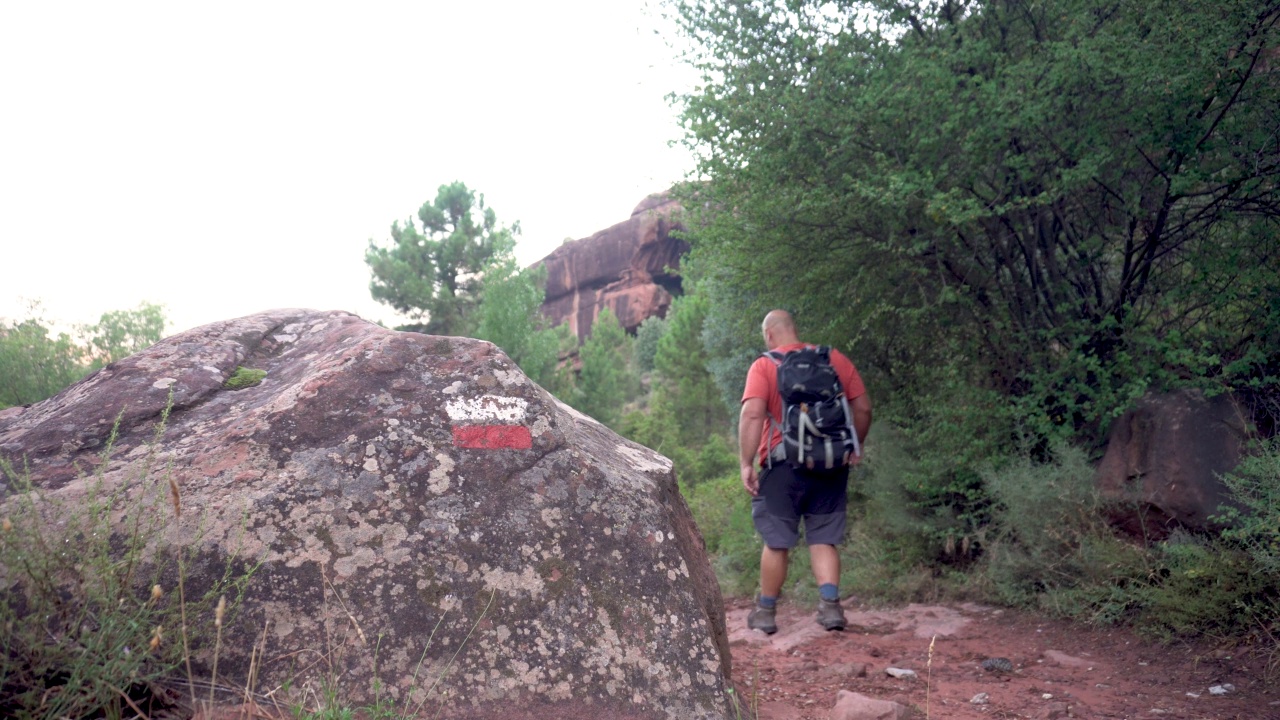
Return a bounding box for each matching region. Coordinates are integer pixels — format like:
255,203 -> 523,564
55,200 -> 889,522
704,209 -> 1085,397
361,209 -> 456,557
741,343 -> 866,466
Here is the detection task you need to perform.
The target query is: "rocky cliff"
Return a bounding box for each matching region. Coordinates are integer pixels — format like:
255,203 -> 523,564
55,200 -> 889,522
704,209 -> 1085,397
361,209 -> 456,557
538,193 -> 687,342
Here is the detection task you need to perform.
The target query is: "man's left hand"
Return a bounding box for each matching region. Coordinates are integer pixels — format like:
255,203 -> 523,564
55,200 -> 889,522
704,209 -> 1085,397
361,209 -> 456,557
741,463 -> 759,496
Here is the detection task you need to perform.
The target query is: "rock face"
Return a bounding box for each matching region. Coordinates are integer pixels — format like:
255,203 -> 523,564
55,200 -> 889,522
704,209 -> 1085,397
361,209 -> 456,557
0,310 -> 734,719
539,193 -> 687,342
1094,389 -> 1251,540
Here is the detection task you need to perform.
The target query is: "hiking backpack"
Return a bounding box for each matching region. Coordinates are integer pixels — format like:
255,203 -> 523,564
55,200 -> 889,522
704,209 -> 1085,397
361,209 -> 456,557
764,345 -> 861,470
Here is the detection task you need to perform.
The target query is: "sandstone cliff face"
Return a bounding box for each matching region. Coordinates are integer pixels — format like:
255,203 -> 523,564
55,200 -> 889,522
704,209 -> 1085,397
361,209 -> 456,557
0,310 -> 733,719
539,193 -> 687,342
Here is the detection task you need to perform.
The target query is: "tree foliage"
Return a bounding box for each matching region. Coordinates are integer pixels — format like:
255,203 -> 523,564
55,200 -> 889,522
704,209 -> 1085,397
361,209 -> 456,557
623,293 -> 738,485
653,293 -> 731,444
573,308 -> 639,429
634,315 -> 669,373
0,317 -> 86,409
0,302 -> 169,408
674,0 -> 1280,435
366,182 -> 518,335
671,0 -> 1280,549
80,302 -> 167,368
474,260 -> 574,396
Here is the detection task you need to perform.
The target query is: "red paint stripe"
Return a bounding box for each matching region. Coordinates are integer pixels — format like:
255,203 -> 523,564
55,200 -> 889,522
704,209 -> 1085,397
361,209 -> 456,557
452,425 -> 532,450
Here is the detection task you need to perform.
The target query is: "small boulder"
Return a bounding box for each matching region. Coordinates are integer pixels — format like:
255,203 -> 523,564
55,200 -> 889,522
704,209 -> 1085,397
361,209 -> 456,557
828,690 -> 908,720
1042,650 -> 1091,668
1034,701 -> 1072,720
1095,389 -> 1251,540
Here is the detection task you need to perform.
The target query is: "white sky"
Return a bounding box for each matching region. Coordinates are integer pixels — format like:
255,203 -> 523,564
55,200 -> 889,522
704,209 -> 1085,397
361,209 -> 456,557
0,1 -> 698,335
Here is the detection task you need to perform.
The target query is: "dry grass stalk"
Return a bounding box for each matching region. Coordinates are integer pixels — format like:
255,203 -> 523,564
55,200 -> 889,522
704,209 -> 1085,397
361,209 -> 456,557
210,595 -> 227,710
925,634 -> 936,719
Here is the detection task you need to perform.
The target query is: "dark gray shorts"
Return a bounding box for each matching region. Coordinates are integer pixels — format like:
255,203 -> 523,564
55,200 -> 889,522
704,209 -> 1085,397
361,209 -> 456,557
751,463 -> 849,549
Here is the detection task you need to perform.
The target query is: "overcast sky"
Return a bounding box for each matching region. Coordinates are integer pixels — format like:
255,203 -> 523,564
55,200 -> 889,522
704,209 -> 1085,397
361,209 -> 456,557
1,1 -> 698,335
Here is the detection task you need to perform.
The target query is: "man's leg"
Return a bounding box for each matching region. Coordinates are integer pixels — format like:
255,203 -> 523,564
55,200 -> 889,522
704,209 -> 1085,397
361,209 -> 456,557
749,467 -> 801,634
748,546 -> 788,634
802,469 -> 850,631
808,543 -> 839,587
761,546 -> 790,598
809,542 -> 847,630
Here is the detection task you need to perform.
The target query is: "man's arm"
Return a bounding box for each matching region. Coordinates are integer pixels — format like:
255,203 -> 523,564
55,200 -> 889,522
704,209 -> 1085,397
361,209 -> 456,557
739,397 -> 766,495
850,393 -> 872,463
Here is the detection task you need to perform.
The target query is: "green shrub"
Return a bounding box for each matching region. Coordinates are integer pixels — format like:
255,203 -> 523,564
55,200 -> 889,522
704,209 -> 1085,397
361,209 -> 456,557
852,424 -> 949,569
975,444 -> 1117,604
681,472 -> 759,597
1131,532 -> 1276,641
1219,436 -> 1280,575
961,440 -> 1280,640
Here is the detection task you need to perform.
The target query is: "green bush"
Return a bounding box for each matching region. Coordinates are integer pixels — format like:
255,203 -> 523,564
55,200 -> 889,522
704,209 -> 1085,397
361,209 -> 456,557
974,444 -> 1117,604
956,441 -> 1280,640
681,472 -> 759,597
853,424 -> 955,569
1131,533 -> 1276,641
1219,436 -> 1280,575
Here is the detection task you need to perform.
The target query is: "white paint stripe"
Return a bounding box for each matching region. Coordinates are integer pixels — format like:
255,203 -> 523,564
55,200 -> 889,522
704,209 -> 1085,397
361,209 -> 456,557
445,395 -> 529,423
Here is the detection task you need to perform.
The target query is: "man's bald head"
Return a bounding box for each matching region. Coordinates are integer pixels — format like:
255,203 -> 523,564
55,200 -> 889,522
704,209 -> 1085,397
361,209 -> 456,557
762,310 -> 799,349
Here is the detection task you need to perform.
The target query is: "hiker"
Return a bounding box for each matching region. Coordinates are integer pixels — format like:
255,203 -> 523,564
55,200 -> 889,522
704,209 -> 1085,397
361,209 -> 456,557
740,309 -> 872,633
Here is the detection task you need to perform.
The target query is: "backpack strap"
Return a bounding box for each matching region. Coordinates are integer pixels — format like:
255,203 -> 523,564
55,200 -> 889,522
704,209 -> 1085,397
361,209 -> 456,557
761,351 -> 786,469
822,346 -> 862,460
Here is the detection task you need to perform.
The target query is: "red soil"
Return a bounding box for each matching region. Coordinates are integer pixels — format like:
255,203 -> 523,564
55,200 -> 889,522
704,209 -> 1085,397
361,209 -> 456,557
725,597 -> 1278,720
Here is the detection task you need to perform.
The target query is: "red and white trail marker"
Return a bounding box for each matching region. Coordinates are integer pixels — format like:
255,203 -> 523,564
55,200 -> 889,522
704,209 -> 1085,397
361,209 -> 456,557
445,395 -> 532,450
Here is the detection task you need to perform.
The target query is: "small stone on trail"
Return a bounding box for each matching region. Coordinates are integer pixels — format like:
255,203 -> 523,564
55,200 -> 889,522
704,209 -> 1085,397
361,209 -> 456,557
981,656 -> 1014,673
1043,649 -> 1091,668
1208,683 -> 1235,695
830,690 -> 908,720
884,667 -> 917,679
818,662 -> 868,680
971,692 -> 990,705
1034,702 -> 1071,720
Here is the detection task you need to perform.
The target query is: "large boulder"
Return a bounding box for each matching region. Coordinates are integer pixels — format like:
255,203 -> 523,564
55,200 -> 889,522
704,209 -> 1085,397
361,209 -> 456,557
1094,389 -> 1252,540
538,193 -> 687,342
0,309 -> 734,719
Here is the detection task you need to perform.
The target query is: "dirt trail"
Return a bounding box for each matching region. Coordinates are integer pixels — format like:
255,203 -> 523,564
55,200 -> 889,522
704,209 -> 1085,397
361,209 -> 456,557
725,597 -> 1278,720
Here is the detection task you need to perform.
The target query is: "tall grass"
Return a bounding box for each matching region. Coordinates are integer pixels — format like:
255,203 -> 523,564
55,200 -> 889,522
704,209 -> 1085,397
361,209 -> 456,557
0,405 -> 256,719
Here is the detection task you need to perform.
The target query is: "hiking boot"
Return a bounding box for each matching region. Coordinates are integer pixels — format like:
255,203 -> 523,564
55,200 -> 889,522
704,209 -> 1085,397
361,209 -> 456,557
817,598 -> 846,631
747,598 -> 777,634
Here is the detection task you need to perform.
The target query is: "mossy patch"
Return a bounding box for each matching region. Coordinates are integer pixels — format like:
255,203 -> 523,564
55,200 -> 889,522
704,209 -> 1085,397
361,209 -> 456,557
538,557 -> 576,596
224,367 -> 267,390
